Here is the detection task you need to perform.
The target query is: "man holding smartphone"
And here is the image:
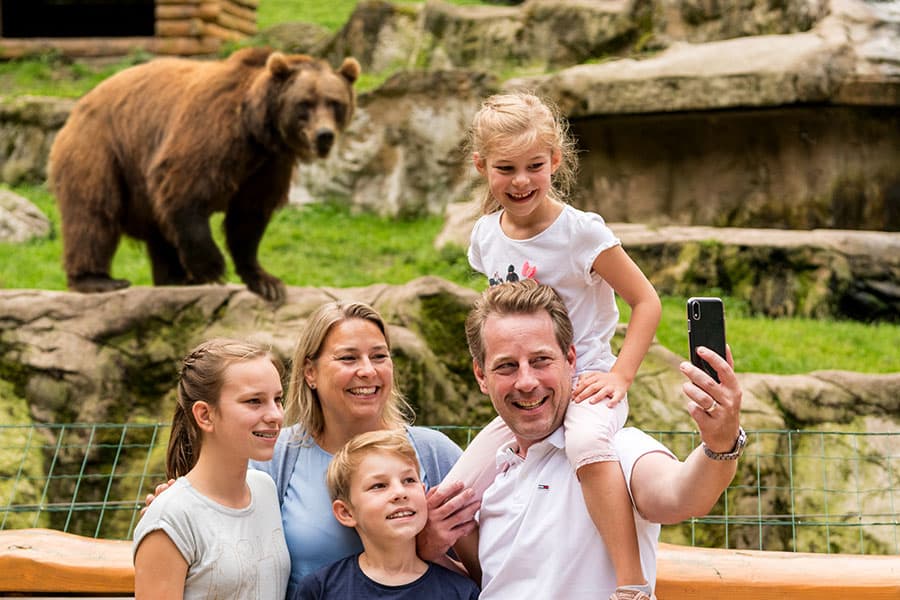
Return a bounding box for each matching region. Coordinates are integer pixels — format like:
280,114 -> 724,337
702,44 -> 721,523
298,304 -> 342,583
424,280 -> 745,600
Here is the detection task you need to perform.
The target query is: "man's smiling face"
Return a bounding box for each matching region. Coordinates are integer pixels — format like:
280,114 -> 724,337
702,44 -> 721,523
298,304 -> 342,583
473,310 -> 575,456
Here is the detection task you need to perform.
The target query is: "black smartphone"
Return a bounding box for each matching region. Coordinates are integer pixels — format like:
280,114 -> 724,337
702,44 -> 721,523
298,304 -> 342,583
687,297 -> 727,382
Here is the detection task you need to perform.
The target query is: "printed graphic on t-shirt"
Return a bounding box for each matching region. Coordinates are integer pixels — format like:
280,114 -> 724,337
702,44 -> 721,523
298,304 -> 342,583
488,261 -> 538,286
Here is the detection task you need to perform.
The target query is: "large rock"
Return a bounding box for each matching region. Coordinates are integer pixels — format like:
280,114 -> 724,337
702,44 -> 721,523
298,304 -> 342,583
420,0 -> 649,71
321,0 -> 825,74
0,278 -> 482,427
319,0 -> 423,73
300,0 -> 899,225
655,0 -> 826,44
621,225 -> 900,321
0,189 -> 50,243
289,69 -> 498,216
1,282 -> 897,546
503,3 -> 900,231
0,96 -> 72,185
437,211 -> 900,321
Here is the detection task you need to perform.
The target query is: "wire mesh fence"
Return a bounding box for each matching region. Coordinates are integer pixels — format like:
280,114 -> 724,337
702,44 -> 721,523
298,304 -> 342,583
1,423 -> 897,554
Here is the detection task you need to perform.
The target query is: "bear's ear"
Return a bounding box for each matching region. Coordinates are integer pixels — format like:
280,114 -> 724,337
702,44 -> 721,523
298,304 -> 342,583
266,52 -> 293,80
338,57 -> 361,86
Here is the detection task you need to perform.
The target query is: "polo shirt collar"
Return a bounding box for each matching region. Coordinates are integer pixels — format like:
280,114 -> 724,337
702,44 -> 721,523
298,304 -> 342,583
495,426 -> 566,470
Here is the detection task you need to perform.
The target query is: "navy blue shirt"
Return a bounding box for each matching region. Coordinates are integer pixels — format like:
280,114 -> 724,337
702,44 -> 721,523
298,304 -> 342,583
291,554 -> 480,599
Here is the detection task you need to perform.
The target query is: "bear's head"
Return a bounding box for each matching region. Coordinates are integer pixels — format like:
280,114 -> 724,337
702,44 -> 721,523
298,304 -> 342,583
252,52 -> 360,161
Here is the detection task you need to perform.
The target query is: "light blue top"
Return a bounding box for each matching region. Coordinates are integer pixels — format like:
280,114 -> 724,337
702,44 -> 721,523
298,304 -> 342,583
250,424 -> 462,598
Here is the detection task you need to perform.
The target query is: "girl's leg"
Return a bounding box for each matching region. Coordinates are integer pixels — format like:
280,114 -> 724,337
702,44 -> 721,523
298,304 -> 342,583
438,415 -> 516,499
565,400 -> 651,595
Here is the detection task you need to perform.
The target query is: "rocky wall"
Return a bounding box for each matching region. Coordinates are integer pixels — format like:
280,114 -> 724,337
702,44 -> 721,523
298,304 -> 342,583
1,281 -> 897,545
569,106 -> 900,231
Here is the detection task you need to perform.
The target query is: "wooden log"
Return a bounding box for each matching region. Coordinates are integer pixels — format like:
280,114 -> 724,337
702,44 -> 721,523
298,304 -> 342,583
2,529 -> 899,597
156,3 -> 220,21
230,0 -> 260,9
0,529 -> 132,594
203,22 -> 247,43
152,36 -> 221,55
0,36 -> 220,59
220,1 -> 257,24
155,0 -> 202,5
217,11 -> 257,36
655,543 -> 900,599
0,37 -> 154,59
157,18 -> 206,38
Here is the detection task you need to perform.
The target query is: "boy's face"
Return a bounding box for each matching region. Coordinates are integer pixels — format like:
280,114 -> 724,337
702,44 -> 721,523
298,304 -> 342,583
332,450 -> 427,545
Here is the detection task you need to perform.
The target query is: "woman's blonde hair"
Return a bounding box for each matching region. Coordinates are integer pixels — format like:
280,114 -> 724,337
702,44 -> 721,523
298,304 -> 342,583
468,91 -> 578,214
284,301 -> 413,444
167,338 -> 283,479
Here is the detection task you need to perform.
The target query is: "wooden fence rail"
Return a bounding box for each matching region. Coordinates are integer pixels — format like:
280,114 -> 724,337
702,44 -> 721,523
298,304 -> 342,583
1,529 -> 899,598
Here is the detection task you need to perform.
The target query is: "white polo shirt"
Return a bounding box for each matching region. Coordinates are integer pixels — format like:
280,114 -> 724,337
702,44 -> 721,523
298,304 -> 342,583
476,427 -> 673,599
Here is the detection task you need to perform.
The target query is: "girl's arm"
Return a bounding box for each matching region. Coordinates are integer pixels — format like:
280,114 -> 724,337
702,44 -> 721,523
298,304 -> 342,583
134,530 -> 188,599
574,245 -> 661,404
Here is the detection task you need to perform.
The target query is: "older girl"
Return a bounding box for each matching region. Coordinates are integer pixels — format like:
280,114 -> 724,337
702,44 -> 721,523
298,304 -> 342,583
134,339 -> 290,599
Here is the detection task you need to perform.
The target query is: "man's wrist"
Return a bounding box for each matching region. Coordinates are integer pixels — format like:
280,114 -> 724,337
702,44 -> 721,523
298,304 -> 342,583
702,427 -> 746,460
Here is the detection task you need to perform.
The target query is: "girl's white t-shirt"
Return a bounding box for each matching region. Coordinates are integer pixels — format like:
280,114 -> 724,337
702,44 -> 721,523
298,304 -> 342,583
468,204 -> 622,373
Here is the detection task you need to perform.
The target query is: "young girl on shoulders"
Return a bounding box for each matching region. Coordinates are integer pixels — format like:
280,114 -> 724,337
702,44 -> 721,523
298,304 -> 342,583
133,338 -> 291,599
446,92 -> 662,600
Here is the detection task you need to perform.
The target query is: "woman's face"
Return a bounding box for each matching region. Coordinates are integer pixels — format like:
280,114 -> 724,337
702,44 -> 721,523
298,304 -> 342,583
305,318 -> 394,430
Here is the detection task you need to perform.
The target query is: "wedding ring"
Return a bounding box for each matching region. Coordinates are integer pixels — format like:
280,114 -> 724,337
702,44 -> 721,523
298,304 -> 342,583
705,401 -> 718,414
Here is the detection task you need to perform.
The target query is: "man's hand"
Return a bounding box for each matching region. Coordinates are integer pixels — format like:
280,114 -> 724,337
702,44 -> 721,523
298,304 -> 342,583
680,345 -> 742,453
416,481 -> 480,562
140,479 -> 175,516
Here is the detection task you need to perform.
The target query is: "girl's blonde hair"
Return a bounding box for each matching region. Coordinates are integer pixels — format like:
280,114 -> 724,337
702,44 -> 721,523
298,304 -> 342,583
284,301 -> 414,444
167,338 -> 284,479
468,91 -> 578,214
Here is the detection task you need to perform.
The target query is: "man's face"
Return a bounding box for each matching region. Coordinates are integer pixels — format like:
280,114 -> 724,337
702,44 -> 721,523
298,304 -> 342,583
473,311 -> 575,455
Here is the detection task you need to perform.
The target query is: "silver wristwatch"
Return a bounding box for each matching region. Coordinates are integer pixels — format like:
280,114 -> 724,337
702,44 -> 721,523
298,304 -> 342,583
702,427 -> 747,460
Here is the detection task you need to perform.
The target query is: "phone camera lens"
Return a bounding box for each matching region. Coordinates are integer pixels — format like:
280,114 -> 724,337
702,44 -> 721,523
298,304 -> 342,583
690,302 -> 701,320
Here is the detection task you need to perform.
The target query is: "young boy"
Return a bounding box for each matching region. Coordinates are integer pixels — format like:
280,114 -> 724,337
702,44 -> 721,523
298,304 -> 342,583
291,429 -> 480,599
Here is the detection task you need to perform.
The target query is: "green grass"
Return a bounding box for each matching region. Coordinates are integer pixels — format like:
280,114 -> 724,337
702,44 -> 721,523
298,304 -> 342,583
629,297 -> 900,375
258,0 -> 490,31
0,183 -> 479,292
3,183 -> 898,375
0,1 -> 492,98
0,51 -> 153,98
257,0 -> 357,32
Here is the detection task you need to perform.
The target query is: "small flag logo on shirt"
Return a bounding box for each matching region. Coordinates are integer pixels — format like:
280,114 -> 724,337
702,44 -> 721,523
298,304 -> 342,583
537,484 -> 550,490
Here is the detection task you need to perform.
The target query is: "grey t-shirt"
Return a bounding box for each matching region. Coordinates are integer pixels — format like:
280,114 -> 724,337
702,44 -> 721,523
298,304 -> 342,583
133,469 -> 290,599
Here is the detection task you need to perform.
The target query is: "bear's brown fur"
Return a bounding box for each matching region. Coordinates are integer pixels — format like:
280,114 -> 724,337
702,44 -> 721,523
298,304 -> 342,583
49,47 -> 360,303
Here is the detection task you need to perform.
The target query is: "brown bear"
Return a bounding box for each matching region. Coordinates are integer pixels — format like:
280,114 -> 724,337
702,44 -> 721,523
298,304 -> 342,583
48,47 -> 360,303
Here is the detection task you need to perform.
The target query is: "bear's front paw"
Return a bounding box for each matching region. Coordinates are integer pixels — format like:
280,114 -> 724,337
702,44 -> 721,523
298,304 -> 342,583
185,254 -> 226,284
245,272 -> 286,304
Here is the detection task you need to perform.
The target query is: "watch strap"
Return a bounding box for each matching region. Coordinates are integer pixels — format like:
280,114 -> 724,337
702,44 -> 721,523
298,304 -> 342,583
703,427 -> 746,461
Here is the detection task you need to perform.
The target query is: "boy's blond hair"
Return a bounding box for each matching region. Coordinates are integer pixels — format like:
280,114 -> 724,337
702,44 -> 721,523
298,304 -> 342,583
327,429 -> 421,505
